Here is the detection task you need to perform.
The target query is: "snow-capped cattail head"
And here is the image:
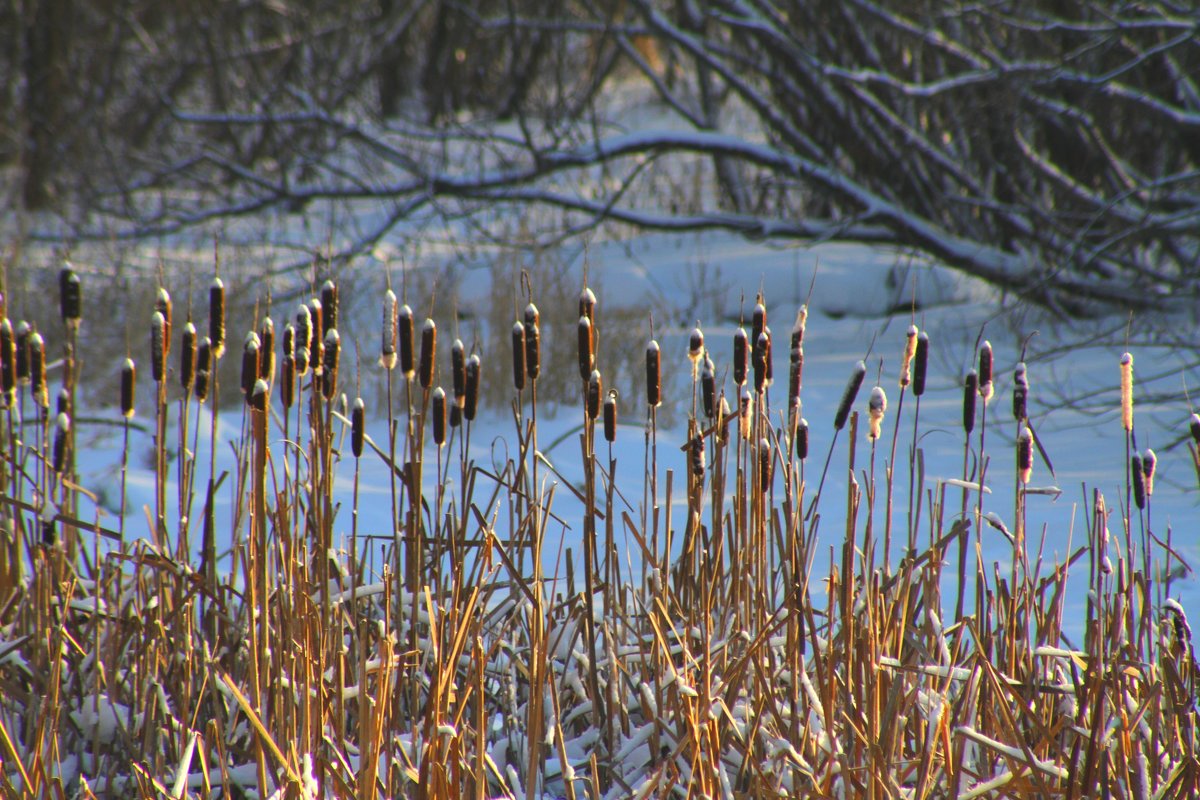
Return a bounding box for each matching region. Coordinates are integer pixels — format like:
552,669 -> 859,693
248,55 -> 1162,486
322,328 -> 340,400
733,328 -> 748,387
431,387 -> 447,446
29,332 -> 47,409
1143,448 -> 1156,497
195,338 -> 212,403
156,287 -> 172,358
209,277 -> 225,359
579,286 -> 596,322
281,322 -> 295,362
14,321 -> 30,386
740,387 -> 753,440
295,304 -> 312,376
1131,454 -> 1146,510
1120,352 -> 1134,433
151,312 -> 167,383
834,361 -> 867,431
398,304 -> 415,379
604,390 -> 618,443
60,267 -> 82,330
790,306 -> 807,352
717,396 -> 731,444
795,418 -> 809,461
913,332 -> 929,397
419,319 -> 436,389
690,432 -> 705,479
249,378 -> 268,412
524,303 -> 540,381
789,312 -> 805,407
646,340 -> 661,408
1013,362 -> 1028,422
464,354 -> 480,422
451,339 -> 466,405
701,355 -> 716,419
688,326 -> 704,369
512,322 -> 527,392
241,332 -> 261,397
53,412 -> 70,474
351,397 -> 365,458
1017,426 -> 1033,484
577,316 -> 593,382
308,298 -> 323,362
321,279 -> 338,335
752,299 -> 766,346
121,358 -> 136,419
868,386 -> 887,441
962,370 -> 978,435
587,369 -> 602,421
180,322 -> 197,393
900,325 -> 918,388
259,317 -> 275,387
978,341 -> 993,404
380,290 -> 397,370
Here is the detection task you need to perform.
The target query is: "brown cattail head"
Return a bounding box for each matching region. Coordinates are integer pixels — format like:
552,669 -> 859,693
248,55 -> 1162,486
752,299 -> 766,346
740,387 -> 753,439
56,387 -> 68,417
156,287 -> 172,358
259,317 -> 275,386
418,319 -> 436,389
209,277 -> 226,359
733,328 -> 748,387
789,314 -> 805,407
1131,454 -> 1146,510
764,326 -> 774,383
795,417 -> 809,460
717,396 -> 731,444
834,361 -> 867,431
295,304 -> 313,376
60,266 -> 82,329
121,358 -> 136,418
451,338 -> 466,405
758,437 -> 772,492
701,355 -> 716,419
646,340 -> 661,408
1191,413 -> 1200,446
29,332 -> 47,409
525,302 -> 541,380
308,299 -> 324,371
913,332 -> 929,397
151,311 -> 167,383
963,370 -> 978,435
753,330 -> 770,393
690,431 -> 705,479
431,387 -> 447,446
15,321 -> 30,385
577,316 -> 594,382
281,322 -> 295,362
688,326 -> 704,367
241,332 -> 261,396
1018,425 -> 1033,484
868,386 -> 887,441
450,403 -> 462,429
398,304 -> 415,378
790,306 -> 807,352
579,286 -> 596,322
587,369 -> 602,421
180,322 -> 197,393
0,320 -> 14,407
380,290 -> 397,370
322,328 -> 340,400
281,354 -> 296,410
978,341 -> 994,404
195,337 -> 212,402
250,378 -> 269,412
1120,352 -> 1134,433
53,412 -> 70,474
900,324 -> 918,388
464,354 -> 481,421
511,322 -> 527,392
351,397 -> 365,458
1012,362 -> 1028,421
321,279 -> 338,335
1143,448 -> 1156,497
604,389 -> 618,443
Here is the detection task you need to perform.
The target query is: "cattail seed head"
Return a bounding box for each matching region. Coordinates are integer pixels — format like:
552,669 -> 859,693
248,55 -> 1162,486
431,387 -> 447,446
579,287 -> 596,322
733,328 -> 748,387
281,355 -> 296,409
740,387 -> 753,439
151,311 -> 167,383
1190,413 -> 1200,445
250,378 -> 269,412
759,437 -> 772,492
646,340 -> 661,408
121,358 -> 136,418
322,329 -> 340,400
380,290 -> 397,370
418,319 -> 436,389
295,304 -> 312,376
241,332 -> 261,397
717,396 -> 732,444
180,322 -> 197,393
604,390 -> 618,443
795,418 -> 809,461
963,370 -> 978,434
790,306 -> 807,351
913,332 -> 929,397
1143,448 -> 1156,496
512,322 -> 527,392
978,341 -> 994,404
464,354 -> 481,421
834,361 -> 867,431
156,288 -> 172,358
450,403 -> 462,429
195,337 -> 212,402
701,356 -> 716,419
524,303 -> 541,380
1120,352 -> 1134,433
451,338 -> 466,405
59,266 -> 82,329
688,327 -> 705,367
29,332 -> 46,409
56,387 -> 68,416
398,304 -> 415,378
577,316 -> 594,382
587,369 -> 602,421
690,432 -> 705,479
209,277 -> 225,359
753,330 -> 770,393
351,397 -> 365,458
53,412 -> 70,474
1018,426 -> 1033,484
321,279 -> 338,335
868,386 -> 887,441
15,322 -> 30,385
752,300 -> 767,346
1131,454 -> 1146,510
900,325 -> 918,388
789,314 -> 805,407
1013,362 -> 1028,422
259,317 -> 275,386
308,299 -> 324,370
0,320 -> 13,407
764,326 -> 774,383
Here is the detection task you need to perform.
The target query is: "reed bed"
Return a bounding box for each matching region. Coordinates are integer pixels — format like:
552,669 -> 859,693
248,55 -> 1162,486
0,264 -> 1195,800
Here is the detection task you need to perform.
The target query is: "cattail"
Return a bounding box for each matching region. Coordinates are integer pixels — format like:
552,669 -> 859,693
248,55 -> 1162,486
151,311 -> 167,383
322,329 -> 340,400
1120,352 -> 1134,433
398,304 -> 415,378
195,338 -> 212,402
688,326 -> 704,372
29,332 -> 47,409
717,396 -> 732,444
524,303 -> 540,380
753,330 -> 769,393
1018,426 -> 1033,484
351,397 -> 365,458
512,322 -> 527,392
451,338 -> 466,405
281,355 -> 296,409
587,369 -> 602,421
209,277 -> 225,358
464,354 -> 480,421
1143,448 -> 1156,497
56,388 -> 68,416
701,356 -> 716,419
752,299 -> 766,347
15,322 -> 30,385
1131,454 -> 1146,510
241,332 -> 261,396
579,286 -> 596,322
758,437 -> 772,492
249,378 -> 268,412
121,359 -> 136,418
180,322 -> 197,393
53,412 -> 70,474
308,299 -> 324,370
789,311 -> 805,407
380,290 -> 397,370
913,332 -> 929,397
740,387 -> 753,439
963,370 -> 978,434
156,288 -> 172,358
1013,362 -> 1028,422
0,320 -> 12,407
899,324 -> 918,388
604,390 -> 618,443
321,279 -> 338,335
733,328 -> 748,387
868,386 -> 887,441
795,418 -> 809,460
978,341 -> 994,404
431,387 -> 447,446
259,317 -> 275,386
764,327 -> 774,384
834,361 -> 867,431
646,340 -> 661,408
450,403 -> 462,429
418,319 -> 436,389
60,266 -> 82,329
295,304 -> 312,376
577,316 -> 594,382
1190,413 -> 1200,445
690,433 -> 705,478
